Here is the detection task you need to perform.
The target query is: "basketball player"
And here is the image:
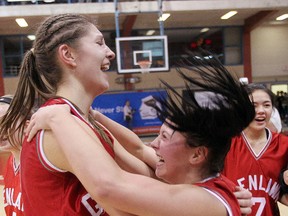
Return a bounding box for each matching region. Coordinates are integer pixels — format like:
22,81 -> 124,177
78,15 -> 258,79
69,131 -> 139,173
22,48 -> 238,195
0,95 -> 24,216
222,83 -> 288,216
280,170 -> 288,203
26,52 -> 256,215
0,14 -> 154,216
89,107 -> 253,215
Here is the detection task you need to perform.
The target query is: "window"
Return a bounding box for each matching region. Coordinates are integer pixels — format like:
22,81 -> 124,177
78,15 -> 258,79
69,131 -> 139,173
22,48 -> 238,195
1,35 -> 33,76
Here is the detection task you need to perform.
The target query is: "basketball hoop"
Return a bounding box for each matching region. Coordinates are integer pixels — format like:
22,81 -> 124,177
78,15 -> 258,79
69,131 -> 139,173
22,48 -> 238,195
137,60 -> 151,74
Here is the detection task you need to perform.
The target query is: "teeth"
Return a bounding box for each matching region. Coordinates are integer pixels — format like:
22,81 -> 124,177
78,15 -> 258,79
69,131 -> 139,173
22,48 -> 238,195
255,118 -> 265,121
157,154 -> 164,162
101,65 -> 109,71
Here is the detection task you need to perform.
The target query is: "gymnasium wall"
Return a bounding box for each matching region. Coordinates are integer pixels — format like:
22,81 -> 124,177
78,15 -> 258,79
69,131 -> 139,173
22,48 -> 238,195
3,25 -> 288,95
251,25 -> 288,82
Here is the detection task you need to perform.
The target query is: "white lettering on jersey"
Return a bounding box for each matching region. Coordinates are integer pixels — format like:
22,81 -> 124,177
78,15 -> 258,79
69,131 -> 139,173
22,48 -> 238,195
82,193 -> 104,216
3,188 -> 24,211
237,175 -> 280,201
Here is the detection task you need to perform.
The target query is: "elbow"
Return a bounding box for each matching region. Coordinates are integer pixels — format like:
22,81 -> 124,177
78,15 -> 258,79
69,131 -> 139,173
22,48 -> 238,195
88,175 -> 119,202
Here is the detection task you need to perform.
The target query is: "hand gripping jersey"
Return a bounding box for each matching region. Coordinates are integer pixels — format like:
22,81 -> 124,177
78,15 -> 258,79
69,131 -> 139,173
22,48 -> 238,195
195,174 -> 241,216
3,155 -> 24,216
21,98 -> 115,216
222,130 -> 288,216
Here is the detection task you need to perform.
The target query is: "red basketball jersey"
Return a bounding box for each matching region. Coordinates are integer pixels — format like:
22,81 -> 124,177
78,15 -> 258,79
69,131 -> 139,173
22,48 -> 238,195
21,98 -> 115,216
3,154 -> 24,216
222,130 -> 288,216
195,174 -> 241,216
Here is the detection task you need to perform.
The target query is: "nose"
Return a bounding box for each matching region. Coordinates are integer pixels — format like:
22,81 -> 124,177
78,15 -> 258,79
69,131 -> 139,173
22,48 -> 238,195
150,136 -> 160,150
106,46 -> 115,60
256,105 -> 265,114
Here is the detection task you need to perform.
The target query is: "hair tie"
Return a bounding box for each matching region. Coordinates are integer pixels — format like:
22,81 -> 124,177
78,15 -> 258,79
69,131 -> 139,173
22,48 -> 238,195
0,97 -> 12,105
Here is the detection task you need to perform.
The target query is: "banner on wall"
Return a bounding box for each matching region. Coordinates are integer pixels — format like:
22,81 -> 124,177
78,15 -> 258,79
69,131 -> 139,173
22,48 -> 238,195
92,90 -> 167,136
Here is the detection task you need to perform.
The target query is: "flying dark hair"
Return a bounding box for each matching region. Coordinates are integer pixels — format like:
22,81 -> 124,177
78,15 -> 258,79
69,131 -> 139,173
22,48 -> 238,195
157,50 -> 255,174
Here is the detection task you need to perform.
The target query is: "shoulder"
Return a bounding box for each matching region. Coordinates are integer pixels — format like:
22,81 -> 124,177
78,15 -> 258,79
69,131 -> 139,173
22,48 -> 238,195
195,175 -> 240,215
272,132 -> 288,141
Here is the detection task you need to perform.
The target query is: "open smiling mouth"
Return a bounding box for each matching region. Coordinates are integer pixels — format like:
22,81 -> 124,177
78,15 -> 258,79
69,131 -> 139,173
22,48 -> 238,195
157,154 -> 165,162
255,117 -> 265,122
101,64 -> 110,71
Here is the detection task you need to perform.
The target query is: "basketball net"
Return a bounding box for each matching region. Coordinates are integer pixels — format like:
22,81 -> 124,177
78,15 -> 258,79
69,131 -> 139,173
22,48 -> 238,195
137,60 -> 151,74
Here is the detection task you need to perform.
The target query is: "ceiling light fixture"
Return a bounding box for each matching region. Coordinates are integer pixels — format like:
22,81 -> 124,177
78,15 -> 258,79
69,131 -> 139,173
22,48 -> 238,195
276,14 -> 288,21
8,0 -> 55,2
200,28 -> 209,33
146,30 -> 155,36
16,18 -> 28,27
221,11 -> 238,20
8,0 -> 30,2
158,13 -> 171,22
27,35 -> 36,40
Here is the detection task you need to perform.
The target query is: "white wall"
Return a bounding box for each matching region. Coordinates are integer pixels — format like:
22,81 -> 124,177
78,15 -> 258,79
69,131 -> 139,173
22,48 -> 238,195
251,25 -> 288,80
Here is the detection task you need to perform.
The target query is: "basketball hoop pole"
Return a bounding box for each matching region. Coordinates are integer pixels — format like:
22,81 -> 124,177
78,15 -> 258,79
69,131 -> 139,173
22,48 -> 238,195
158,0 -> 164,36
114,0 -> 164,38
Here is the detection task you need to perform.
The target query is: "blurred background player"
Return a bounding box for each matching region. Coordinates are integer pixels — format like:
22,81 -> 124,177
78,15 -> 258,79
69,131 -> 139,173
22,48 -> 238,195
123,100 -> 134,130
222,83 -> 288,216
0,95 -> 24,215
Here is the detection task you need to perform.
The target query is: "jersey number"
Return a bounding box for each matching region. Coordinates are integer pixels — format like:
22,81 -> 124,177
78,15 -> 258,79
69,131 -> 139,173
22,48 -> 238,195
252,197 -> 266,216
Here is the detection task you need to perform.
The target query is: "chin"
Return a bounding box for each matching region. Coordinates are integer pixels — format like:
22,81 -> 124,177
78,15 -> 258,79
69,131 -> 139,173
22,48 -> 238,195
155,169 -> 162,179
103,84 -> 109,92
100,81 -> 109,91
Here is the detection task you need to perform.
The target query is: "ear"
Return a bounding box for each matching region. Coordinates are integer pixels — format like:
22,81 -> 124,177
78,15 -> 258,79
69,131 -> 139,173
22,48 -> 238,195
189,146 -> 208,164
58,44 -> 77,67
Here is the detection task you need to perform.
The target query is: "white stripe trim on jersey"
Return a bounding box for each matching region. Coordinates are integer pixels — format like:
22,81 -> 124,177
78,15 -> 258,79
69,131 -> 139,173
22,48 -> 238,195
242,128 -> 272,159
36,99 -> 88,173
62,98 -> 89,124
38,130 -> 66,173
202,187 -> 233,216
37,99 -> 94,173
12,156 -> 20,175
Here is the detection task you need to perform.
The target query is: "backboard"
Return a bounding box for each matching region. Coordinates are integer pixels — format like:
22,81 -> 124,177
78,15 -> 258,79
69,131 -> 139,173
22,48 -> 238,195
115,35 -> 169,74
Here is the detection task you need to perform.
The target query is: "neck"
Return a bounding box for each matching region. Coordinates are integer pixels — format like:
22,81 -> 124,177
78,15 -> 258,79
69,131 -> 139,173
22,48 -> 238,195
169,166 -> 212,185
56,89 -> 95,119
243,128 -> 268,153
243,127 -> 267,141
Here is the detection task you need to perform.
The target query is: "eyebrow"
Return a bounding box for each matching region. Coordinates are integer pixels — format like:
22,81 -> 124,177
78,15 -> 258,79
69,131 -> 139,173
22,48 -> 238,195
253,100 -> 272,104
95,34 -> 104,40
170,130 -> 176,138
